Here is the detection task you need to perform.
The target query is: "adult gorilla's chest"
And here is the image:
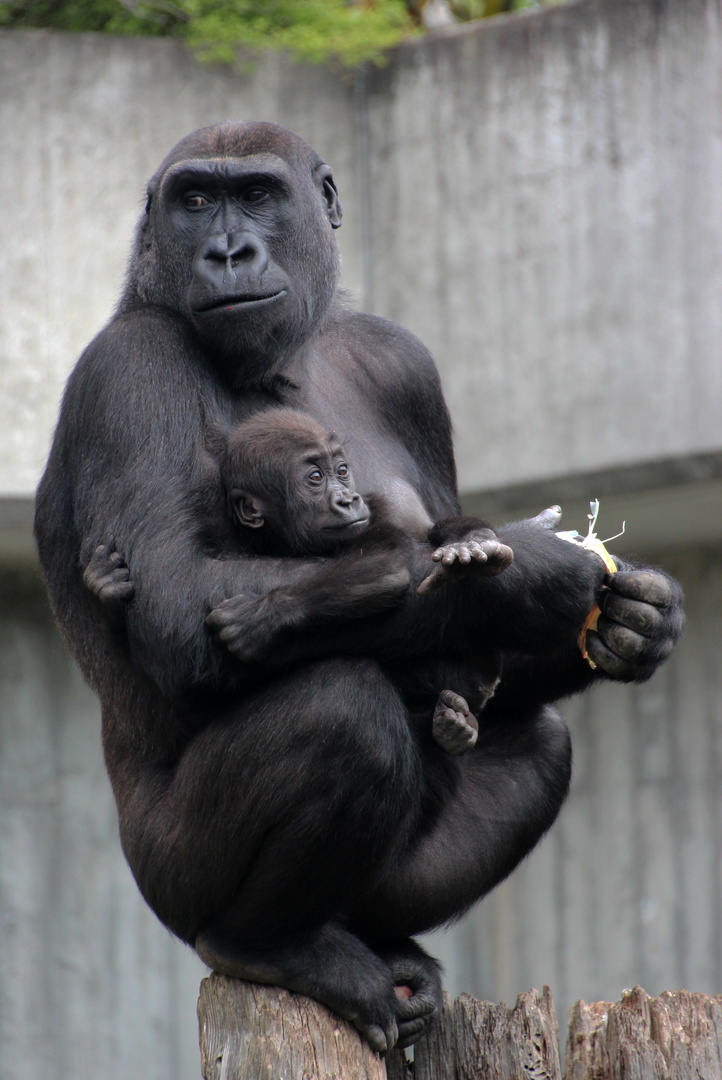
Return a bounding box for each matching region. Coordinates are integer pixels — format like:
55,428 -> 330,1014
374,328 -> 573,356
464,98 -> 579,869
277,355 -> 434,537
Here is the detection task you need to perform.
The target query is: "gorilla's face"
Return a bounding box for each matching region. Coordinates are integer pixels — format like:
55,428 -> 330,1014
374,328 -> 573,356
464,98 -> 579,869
134,124 -> 342,384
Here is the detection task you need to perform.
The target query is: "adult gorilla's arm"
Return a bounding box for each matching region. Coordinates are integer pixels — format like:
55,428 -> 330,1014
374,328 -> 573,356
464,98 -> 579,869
36,314 -> 346,699
486,561 -> 684,714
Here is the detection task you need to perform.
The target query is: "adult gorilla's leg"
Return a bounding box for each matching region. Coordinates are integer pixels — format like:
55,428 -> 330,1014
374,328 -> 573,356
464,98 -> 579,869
121,657 -> 428,1052
347,704 -> 572,940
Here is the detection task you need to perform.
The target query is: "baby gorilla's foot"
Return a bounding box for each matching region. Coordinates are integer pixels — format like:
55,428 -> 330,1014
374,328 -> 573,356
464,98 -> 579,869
417,530 -> 513,595
432,689 -> 479,756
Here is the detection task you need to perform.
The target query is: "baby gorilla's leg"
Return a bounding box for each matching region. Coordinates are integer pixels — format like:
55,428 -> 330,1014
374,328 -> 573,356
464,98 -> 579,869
432,689 -> 479,755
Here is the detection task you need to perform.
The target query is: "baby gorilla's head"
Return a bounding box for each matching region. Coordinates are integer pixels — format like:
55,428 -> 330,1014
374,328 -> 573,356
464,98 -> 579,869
221,409 -> 371,555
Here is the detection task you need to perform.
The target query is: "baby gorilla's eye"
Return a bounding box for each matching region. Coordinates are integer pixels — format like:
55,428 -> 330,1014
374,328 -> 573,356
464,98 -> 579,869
307,469 -> 323,485
336,462 -> 349,479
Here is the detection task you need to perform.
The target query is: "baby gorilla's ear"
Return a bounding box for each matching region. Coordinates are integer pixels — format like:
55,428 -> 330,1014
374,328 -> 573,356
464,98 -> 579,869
230,489 -> 265,529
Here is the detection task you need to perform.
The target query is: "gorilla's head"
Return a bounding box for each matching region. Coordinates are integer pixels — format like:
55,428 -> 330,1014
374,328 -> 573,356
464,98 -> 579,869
124,122 -> 343,384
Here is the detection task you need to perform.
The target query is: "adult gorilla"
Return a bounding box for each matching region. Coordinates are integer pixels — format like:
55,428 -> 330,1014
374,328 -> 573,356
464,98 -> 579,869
35,122 -> 683,1053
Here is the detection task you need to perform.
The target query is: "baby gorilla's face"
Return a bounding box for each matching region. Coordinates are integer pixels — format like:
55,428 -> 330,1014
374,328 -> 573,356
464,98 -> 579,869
229,426 -> 371,556
283,435 -> 371,554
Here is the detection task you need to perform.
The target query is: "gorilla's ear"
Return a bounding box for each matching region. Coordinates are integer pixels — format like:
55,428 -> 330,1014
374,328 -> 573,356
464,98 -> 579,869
144,178 -> 157,216
314,163 -> 343,229
230,490 -> 265,529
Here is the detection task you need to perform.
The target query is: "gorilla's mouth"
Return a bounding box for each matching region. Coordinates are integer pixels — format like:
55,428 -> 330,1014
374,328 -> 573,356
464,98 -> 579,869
324,517 -> 370,534
195,290 -> 287,313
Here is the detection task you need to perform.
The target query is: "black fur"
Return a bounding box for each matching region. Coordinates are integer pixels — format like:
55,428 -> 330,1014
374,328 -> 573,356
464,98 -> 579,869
85,407 -> 509,748
34,122 -> 684,1054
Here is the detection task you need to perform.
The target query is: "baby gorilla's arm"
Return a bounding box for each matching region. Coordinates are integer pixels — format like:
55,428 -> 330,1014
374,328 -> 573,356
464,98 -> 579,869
206,547 -> 411,663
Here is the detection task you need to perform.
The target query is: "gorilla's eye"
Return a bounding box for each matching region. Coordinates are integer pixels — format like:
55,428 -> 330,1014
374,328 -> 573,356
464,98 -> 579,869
244,187 -> 269,205
336,463 -> 349,479
307,469 -> 323,485
184,193 -> 211,210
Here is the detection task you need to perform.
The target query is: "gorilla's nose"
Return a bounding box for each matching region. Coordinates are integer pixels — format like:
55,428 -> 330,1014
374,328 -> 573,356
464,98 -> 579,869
194,231 -> 269,286
333,491 -> 366,523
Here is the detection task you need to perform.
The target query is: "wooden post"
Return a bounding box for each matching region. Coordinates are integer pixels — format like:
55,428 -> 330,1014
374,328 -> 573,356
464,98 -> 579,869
197,973 -> 388,1080
198,975 -> 722,1080
565,986 -> 722,1080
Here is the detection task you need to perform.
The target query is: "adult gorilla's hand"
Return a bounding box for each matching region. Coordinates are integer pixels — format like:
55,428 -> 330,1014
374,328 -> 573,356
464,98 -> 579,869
585,569 -> 684,682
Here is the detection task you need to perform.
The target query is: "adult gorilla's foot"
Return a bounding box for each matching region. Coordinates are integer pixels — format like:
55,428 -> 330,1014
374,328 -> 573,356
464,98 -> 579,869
377,938 -> 443,1048
195,920 -> 402,1054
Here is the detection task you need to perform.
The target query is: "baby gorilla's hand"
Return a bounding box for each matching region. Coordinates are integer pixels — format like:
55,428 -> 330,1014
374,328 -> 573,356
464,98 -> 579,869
83,545 -> 135,605
417,529 -> 513,596
206,592 -> 283,663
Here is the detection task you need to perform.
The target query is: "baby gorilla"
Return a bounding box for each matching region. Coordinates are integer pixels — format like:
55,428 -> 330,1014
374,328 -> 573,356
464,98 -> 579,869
219,409 -> 516,753
84,408 -> 515,755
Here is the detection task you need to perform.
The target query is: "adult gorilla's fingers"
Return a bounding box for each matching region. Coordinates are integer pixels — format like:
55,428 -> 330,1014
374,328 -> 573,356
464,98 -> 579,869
531,505 -> 562,530
365,1022 -> 395,1056
584,630 -> 636,679
601,591 -> 666,636
595,614 -> 646,659
607,570 -> 674,607
396,1016 -> 430,1048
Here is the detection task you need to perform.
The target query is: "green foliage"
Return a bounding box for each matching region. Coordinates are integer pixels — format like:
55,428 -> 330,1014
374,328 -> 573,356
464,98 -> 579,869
0,0 -> 418,66
182,0 -> 418,67
0,0 -> 176,35
0,0 -> 569,67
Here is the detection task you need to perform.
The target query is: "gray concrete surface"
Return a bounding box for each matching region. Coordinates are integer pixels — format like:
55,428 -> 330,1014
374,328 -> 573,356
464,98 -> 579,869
2,0 -> 722,517
0,568 -> 206,1080
364,0 -> 722,497
426,542 -> 722,1033
0,30 -> 363,498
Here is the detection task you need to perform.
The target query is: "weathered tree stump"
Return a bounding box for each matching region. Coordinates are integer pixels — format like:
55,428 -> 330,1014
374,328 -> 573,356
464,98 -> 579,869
197,975 -> 722,1080
566,986 -> 722,1080
197,973 -> 387,1079
411,986 -> 561,1080
197,977 -> 558,1079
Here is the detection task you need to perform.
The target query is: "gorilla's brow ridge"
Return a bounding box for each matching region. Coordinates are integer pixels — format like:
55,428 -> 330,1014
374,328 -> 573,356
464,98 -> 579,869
159,155 -> 294,199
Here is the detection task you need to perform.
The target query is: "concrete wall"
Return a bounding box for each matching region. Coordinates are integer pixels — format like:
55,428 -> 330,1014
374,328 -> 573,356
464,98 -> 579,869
0,568 -> 205,1080
1,1 -> 722,1076
426,542 -> 722,1028
0,29 -> 362,506
365,0 -> 722,495
3,0 -> 722,518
